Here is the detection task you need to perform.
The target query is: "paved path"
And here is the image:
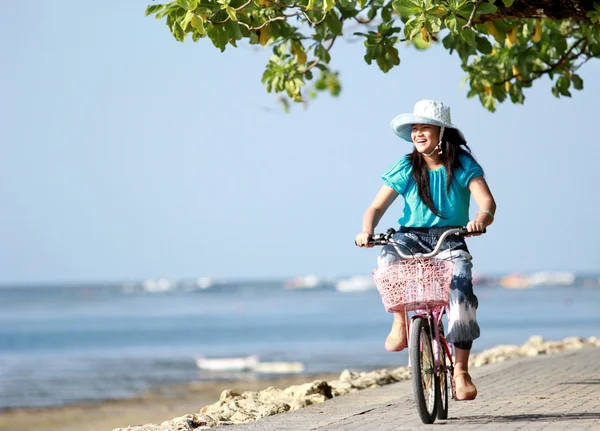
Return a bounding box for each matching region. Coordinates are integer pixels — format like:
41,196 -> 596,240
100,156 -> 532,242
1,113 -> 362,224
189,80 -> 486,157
215,347 -> 600,430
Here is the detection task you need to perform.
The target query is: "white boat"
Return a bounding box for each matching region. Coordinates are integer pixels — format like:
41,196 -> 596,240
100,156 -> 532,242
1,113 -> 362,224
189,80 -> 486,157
335,275 -> 376,292
195,355 -> 260,371
284,274 -> 320,290
195,355 -> 305,374
254,361 -> 305,374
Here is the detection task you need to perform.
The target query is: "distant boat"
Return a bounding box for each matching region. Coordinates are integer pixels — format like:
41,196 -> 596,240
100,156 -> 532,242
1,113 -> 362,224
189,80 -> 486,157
284,274 -> 320,290
195,355 -> 260,371
142,278 -> 174,293
335,275 -> 376,292
528,272 -> 575,287
195,355 -> 305,374
254,361 -> 305,373
499,274 -> 530,289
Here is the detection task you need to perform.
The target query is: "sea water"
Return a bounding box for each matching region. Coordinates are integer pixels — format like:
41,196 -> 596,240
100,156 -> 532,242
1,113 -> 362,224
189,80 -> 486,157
1,282 -> 599,409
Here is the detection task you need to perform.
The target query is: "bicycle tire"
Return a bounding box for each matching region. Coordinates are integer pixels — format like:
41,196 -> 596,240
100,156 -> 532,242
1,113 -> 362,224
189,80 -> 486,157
436,335 -> 449,420
410,317 -> 439,424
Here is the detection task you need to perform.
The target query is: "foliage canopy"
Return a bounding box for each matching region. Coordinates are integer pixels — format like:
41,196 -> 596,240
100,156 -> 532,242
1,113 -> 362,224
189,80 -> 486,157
147,0 -> 600,111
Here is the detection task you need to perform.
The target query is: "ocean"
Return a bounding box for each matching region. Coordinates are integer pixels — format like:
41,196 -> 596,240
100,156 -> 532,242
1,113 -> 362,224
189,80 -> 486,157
1,281 -> 599,410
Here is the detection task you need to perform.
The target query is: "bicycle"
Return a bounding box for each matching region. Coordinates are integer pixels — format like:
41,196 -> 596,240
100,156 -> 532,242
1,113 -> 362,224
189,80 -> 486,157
365,226 -> 484,424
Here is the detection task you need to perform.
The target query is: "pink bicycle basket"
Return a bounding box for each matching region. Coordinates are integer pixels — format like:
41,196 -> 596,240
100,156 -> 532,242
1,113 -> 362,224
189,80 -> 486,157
372,259 -> 455,312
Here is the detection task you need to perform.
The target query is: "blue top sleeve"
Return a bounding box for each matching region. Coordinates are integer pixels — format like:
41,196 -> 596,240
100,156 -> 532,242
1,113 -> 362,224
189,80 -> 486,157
382,157 -> 411,195
456,154 -> 484,188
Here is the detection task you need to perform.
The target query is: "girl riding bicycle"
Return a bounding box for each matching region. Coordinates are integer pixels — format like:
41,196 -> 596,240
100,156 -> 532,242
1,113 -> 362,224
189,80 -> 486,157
355,100 -> 496,401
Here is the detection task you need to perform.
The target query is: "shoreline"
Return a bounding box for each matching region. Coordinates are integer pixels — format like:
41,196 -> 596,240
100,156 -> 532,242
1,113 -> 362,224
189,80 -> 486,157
0,373 -> 340,431
2,335 -> 599,431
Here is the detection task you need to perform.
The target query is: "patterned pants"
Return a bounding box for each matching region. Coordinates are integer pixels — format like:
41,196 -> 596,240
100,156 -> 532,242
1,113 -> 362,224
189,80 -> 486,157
377,226 -> 480,348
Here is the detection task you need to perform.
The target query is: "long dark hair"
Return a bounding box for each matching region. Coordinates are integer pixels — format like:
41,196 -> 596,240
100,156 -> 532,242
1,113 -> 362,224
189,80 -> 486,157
409,127 -> 475,218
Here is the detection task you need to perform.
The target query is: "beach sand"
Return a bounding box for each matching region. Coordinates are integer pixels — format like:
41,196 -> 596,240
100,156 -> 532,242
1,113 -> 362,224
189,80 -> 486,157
0,373 -> 339,431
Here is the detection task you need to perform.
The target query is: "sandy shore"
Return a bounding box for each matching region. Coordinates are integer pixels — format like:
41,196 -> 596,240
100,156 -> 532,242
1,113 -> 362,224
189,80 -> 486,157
0,373 -> 339,431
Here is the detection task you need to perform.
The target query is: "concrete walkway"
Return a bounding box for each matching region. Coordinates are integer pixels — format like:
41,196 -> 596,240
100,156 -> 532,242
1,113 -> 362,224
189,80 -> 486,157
215,347 -> 600,430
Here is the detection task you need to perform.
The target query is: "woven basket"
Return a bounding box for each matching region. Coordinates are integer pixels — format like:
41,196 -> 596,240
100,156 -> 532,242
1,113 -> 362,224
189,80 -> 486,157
372,259 -> 454,312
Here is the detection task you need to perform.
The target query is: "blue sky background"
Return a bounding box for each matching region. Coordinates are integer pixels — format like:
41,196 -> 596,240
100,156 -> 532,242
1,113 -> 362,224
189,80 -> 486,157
1,1 -> 599,285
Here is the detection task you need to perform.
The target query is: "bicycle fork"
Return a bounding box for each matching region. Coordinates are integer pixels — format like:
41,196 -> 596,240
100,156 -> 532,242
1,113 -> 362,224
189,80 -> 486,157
432,309 -> 456,401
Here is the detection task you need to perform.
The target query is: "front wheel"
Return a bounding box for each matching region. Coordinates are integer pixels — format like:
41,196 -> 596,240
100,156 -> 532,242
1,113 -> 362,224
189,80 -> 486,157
410,317 -> 439,424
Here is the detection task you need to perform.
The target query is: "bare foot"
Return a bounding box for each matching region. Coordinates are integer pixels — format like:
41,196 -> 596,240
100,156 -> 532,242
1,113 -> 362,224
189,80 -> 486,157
385,320 -> 407,351
454,371 -> 477,400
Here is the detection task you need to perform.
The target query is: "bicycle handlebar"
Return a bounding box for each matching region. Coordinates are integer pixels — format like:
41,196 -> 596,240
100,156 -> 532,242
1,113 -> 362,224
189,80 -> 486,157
357,227 -> 486,259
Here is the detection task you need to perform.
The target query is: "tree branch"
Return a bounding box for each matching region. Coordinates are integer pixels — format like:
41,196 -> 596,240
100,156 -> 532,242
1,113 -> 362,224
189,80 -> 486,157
305,36 -> 337,72
463,0 -> 483,30
235,0 -> 253,11
493,36 -> 588,85
237,15 -> 292,31
303,11 -> 328,27
521,37 -> 587,84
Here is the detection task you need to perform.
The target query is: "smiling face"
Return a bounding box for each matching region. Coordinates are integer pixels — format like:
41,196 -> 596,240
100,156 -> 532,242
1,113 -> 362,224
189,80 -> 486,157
411,124 -> 441,155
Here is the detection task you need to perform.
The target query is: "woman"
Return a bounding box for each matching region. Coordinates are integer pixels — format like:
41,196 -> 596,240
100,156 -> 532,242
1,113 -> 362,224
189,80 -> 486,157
355,100 -> 496,401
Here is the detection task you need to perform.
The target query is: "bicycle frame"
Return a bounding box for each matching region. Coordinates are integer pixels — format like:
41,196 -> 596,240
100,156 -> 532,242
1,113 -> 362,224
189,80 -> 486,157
365,225 -> 486,419
385,231 -> 458,392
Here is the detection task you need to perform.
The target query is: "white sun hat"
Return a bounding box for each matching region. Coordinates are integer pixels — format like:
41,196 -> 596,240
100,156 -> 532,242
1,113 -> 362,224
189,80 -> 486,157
390,100 -> 465,143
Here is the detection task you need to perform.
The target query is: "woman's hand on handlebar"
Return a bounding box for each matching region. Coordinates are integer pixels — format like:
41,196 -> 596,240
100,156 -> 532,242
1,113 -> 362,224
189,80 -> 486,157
466,220 -> 486,236
355,232 -> 373,248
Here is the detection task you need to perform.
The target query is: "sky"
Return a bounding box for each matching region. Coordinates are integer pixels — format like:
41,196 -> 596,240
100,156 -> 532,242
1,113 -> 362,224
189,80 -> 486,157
1,1 -> 599,285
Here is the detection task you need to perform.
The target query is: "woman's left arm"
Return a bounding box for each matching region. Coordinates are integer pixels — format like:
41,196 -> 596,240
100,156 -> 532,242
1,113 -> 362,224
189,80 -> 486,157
467,176 -> 497,234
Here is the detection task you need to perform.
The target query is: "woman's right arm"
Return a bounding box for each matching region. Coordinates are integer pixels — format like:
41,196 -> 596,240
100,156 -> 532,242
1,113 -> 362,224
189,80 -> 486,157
356,185 -> 399,247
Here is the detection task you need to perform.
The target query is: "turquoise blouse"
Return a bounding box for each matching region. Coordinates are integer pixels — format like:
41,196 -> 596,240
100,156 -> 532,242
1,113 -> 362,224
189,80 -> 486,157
382,154 -> 484,227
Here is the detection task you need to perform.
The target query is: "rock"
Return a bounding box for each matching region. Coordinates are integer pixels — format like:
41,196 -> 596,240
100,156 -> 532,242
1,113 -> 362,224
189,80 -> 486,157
525,335 -> 545,347
339,369 -> 359,383
285,380 -> 333,399
113,414 -> 216,431
329,379 -> 355,396
219,389 -> 241,402
229,410 -> 253,424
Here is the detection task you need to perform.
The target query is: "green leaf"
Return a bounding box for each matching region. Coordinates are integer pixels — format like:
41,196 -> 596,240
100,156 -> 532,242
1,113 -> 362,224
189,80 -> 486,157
445,13 -> 457,33
407,22 -> 422,39
502,0 -> 515,7
207,24 -> 229,51
392,0 -> 420,17
176,0 -> 199,11
475,35 -> 493,54
460,27 -> 476,46
190,13 -> 205,34
307,0 -> 316,10
387,45 -> 400,65
482,93 -> 496,112
326,10 -> 343,36
476,3 -> 498,15
225,6 -> 237,21
556,76 -> 571,97
225,20 -> 243,42
182,10 -> 195,31
145,4 -> 166,16
167,13 -> 186,42
324,0 -> 336,12
316,44 -> 331,63
382,6 -> 393,23
155,4 -> 176,19
571,74 -> 583,90
426,15 -> 442,33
